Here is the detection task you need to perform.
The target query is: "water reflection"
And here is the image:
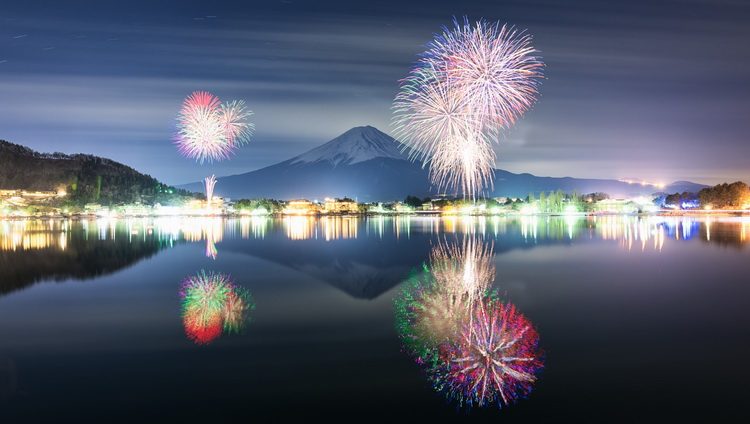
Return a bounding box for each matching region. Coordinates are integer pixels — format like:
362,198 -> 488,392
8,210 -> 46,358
0,358 -> 19,401
2,216 -> 749,300
395,237 -> 543,410
0,220 -> 70,251
3,216 -> 749,252
179,271 -> 254,345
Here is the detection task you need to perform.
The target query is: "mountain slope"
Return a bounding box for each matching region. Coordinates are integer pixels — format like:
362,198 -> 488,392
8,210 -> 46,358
290,125 -> 407,166
180,126 -> 708,200
182,126 -> 432,201
0,139 -> 192,205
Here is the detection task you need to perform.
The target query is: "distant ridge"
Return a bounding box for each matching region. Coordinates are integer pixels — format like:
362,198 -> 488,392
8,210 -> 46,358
179,126 -> 708,200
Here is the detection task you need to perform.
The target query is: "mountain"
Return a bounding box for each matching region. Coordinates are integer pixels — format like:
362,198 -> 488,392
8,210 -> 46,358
182,126 -> 432,201
0,139 -> 192,205
180,126 -> 707,200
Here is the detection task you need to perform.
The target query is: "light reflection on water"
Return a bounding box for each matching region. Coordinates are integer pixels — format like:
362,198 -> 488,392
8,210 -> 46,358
2,215 -> 749,253
0,214 -> 748,421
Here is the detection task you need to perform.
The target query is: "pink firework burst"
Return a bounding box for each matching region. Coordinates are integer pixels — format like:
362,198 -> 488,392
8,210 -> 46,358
436,299 -> 543,408
175,91 -> 253,163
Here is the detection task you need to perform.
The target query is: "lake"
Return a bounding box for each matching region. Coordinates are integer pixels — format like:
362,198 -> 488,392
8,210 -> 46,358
1,215 -> 748,422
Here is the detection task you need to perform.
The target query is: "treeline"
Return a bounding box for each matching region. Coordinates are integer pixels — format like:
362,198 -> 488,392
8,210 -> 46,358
697,181 -> 750,209
0,139 -> 198,207
234,198 -> 285,213
64,158 -> 197,207
403,191 -> 608,213
662,181 -> 749,209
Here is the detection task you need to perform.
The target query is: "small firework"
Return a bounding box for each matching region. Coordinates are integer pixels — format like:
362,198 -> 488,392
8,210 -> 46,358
175,91 -> 254,163
393,18 -> 543,198
179,270 -> 254,344
433,299 -> 543,409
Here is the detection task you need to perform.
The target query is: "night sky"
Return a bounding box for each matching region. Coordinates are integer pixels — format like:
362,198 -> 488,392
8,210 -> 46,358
1,0 -> 748,185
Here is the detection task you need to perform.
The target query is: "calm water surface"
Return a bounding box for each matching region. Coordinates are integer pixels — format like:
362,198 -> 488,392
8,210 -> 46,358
1,216 -> 748,422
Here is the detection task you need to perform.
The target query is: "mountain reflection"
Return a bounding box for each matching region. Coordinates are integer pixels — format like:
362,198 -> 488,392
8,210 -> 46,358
395,237 -> 543,410
179,270 -> 254,345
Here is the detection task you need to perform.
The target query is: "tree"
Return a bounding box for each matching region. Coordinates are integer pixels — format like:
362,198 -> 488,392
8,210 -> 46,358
404,195 -> 423,208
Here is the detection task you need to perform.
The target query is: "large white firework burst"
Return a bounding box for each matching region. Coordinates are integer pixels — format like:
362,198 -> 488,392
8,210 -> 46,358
393,18 -> 543,198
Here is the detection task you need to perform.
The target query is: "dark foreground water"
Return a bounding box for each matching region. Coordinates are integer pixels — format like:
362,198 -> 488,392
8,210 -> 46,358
1,215 -> 748,423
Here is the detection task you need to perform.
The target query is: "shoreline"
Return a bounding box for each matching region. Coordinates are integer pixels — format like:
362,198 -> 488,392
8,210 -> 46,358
1,210 -> 749,220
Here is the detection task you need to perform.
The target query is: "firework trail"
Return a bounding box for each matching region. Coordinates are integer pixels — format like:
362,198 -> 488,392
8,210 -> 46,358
205,239 -> 218,260
180,271 -> 254,344
434,299 -> 543,409
203,218 -> 222,259
175,91 -> 254,163
393,18 -> 543,198
204,175 -> 217,208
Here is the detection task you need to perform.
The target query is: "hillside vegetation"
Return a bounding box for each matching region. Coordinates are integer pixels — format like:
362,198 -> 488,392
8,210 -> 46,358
0,139 -> 195,206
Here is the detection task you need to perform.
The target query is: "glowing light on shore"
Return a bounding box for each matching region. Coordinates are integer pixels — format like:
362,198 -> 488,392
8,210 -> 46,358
393,18 -> 543,198
180,271 -> 254,345
175,91 -> 254,163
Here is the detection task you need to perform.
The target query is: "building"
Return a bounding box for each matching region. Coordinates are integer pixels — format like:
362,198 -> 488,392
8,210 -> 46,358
323,197 -> 359,214
283,199 -> 319,215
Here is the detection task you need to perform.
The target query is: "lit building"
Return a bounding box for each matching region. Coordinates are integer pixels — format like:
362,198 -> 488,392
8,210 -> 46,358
594,199 -> 638,214
323,197 -> 359,214
283,199 -> 319,215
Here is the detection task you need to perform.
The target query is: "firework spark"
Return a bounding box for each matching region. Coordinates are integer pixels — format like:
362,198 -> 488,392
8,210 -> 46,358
180,271 -> 254,344
435,299 -> 543,409
175,91 -> 254,163
393,18 -> 543,197
204,175 -> 217,208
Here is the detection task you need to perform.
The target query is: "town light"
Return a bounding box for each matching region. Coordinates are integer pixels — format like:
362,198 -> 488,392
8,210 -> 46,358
564,204 -> 578,215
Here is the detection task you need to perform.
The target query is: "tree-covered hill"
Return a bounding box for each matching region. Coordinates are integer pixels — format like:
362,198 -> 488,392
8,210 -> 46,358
0,139 -> 196,206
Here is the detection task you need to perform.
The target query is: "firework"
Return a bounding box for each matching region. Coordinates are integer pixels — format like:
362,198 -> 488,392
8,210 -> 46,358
204,175 -> 217,208
222,286 -> 253,334
175,91 -> 254,163
205,239 -> 218,260
395,237 -> 543,410
180,270 -> 254,344
393,69 -> 495,196
221,99 -> 254,146
394,238 -> 495,363
430,237 -> 495,306
393,18 -> 543,197
434,299 -> 543,409
203,217 -> 222,259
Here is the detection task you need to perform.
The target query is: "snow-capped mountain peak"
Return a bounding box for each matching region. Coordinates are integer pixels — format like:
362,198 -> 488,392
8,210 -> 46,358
289,126 -> 408,166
